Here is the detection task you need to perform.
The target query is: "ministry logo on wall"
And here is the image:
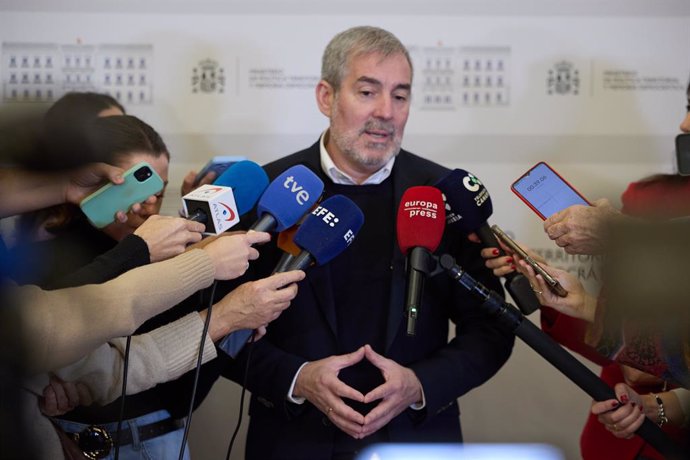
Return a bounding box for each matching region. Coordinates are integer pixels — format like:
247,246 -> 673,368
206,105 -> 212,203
192,59 -> 225,94
547,61 -> 580,95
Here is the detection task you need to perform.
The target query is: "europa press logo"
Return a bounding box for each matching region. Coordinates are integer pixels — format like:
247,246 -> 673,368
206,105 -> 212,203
547,61 -> 580,95
192,59 -> 225,94
403,199 -> 439,220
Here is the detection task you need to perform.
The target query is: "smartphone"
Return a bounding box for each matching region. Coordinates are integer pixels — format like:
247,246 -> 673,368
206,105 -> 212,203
194,155 -> 246,185
511,161 -> 590,220
491,224 -> 568,297
80,161 -> 164,228
676,133 -> 690,176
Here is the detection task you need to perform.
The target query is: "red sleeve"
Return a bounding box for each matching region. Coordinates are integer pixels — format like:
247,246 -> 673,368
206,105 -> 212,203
540,306 -> 612,367
620,181 -> 639,215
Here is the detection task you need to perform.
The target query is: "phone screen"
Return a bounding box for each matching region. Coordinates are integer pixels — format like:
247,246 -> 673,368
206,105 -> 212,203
512,162 -> 589,219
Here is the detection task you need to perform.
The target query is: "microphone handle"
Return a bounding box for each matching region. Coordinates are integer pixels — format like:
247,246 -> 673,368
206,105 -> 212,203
440,255 -> 686,459
405,247 -> 431,337
285,251 -> 314,271
218,329 -> 253,359
405,267 -> 424,336
476,224 -> 540,315
513,318 -> 686,460
187,209 -> 208,224
250,214 -> 277,232
505,275 -> 540,315
272,252 -> 295,274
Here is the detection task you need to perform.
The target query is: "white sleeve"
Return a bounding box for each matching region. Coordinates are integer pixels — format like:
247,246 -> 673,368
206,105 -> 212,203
286,362 -> 310,404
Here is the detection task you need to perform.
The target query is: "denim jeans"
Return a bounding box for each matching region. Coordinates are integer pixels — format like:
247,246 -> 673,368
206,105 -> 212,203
54,409 -> 190,460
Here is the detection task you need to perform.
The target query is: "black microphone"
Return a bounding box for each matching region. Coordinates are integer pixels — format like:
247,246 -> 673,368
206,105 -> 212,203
435,169 -> 541,315
438,253 -> 686,460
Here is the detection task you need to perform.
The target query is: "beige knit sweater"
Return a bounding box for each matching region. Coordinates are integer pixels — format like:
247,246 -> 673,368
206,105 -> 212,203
14,248 -> 220,459
17,248 -> 215,375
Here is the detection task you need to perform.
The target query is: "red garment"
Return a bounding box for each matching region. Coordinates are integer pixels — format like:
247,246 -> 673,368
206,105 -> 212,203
541,177 -> 690,460
621,175 -> 690,218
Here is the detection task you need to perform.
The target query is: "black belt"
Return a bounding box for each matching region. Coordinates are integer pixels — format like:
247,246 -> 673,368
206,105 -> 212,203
68,417 -> 184,459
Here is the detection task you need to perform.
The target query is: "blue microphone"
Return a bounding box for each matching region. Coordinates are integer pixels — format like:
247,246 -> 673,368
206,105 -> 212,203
182,160 -> 269,234
213,160 -> 269,216
250,165 -> 324,232
283,195 -> 365,271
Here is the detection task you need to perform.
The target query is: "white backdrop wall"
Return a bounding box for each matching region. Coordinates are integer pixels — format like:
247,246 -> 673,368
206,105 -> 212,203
2,2 -> 689,459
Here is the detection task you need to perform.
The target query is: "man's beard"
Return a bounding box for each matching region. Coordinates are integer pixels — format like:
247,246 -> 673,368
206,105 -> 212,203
333,119 -> 402,169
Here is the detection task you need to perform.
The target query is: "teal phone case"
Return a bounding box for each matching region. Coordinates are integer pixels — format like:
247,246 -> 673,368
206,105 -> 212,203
80,161 -> 164,228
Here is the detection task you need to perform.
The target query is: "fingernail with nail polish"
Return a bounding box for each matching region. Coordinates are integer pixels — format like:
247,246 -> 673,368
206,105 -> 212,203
620,395 -> 629,404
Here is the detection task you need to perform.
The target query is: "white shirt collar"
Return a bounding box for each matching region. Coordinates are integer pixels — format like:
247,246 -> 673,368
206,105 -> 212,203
319,130 -> 395,185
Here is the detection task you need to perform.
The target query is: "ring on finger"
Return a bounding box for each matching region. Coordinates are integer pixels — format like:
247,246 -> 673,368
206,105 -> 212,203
326,407 -> 334,416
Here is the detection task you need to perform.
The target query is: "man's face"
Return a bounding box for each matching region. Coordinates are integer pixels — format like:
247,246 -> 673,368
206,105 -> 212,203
320,52 -> 412,178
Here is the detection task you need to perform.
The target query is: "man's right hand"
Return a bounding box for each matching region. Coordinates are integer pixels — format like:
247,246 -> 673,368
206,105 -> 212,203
293,348 -> 367,439
134,215 -> 206,263
202,231 -> 270,280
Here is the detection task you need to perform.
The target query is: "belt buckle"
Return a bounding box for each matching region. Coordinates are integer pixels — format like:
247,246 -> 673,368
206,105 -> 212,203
74,425 -> 113,460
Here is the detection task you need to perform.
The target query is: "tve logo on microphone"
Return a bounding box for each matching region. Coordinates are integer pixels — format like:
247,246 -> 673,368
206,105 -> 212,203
283,176 -> 310,205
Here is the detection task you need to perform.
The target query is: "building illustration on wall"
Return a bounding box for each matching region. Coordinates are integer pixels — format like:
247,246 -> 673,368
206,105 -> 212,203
2,42 -> 154,104
410,45 -> 510,110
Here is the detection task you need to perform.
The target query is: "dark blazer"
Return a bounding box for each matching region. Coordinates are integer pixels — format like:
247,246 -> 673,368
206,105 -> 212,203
228,142 -> 514,459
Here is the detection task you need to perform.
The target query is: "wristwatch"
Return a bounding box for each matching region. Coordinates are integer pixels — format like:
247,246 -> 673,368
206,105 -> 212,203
653,393 -> 669,427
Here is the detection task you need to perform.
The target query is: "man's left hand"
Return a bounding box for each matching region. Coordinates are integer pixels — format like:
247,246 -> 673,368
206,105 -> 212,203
360,344 -> 423,438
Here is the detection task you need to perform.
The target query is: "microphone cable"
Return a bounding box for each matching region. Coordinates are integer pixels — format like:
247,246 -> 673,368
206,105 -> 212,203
113,335 -> 132,460
225,332 -> 255,460
177,280 -> 217,460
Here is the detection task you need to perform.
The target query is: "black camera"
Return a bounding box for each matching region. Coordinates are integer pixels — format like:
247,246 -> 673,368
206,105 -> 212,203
676,133 -> 690,176
134,165 -> 153,182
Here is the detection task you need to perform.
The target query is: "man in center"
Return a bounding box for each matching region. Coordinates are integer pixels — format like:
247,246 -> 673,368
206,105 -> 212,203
228,25 -> 514,459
